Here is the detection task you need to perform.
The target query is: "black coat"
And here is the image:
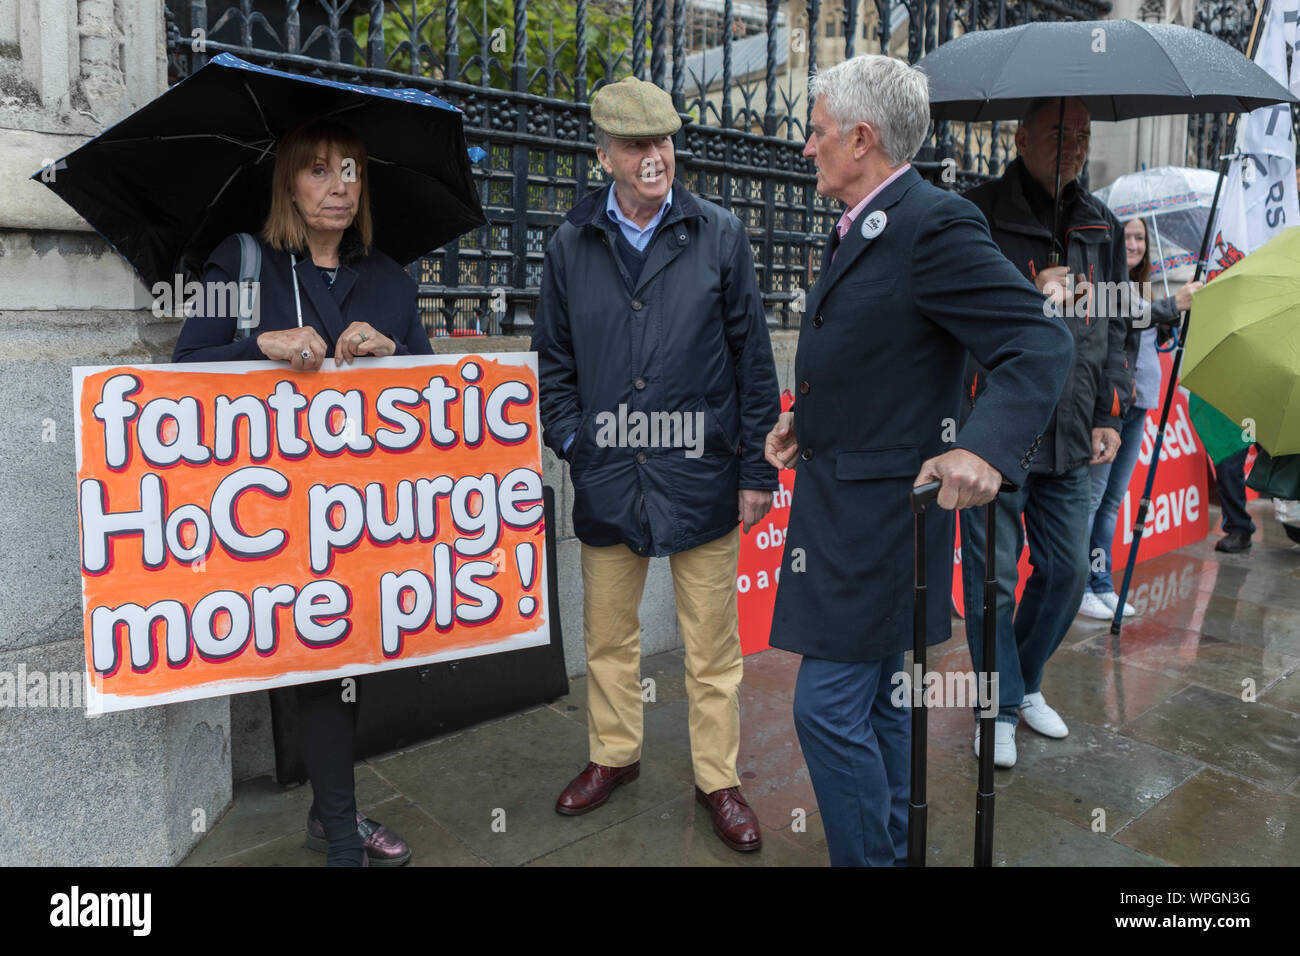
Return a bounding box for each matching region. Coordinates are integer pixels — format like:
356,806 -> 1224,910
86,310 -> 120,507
962,159 -> 1136,473
531,181 -> 780,557
172,230 -> 433,362
768,167 -> 1073,663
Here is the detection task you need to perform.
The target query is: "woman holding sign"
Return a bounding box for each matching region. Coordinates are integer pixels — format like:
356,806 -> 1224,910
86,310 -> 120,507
174,118 -> 430,866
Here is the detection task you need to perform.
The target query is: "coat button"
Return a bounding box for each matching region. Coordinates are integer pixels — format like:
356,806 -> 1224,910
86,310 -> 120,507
636,452 -> 647,464
798,381 -> 810,395
634,377 -> 646,390
801,448 -> 813,461
631,300 -> 643,311
812,314 -> 823,328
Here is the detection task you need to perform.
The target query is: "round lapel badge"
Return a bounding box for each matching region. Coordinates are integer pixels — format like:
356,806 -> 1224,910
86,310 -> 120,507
860,210 -> 887,240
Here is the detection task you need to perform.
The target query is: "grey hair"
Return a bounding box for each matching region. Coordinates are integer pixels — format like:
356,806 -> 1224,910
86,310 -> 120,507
809,54 -> 930,166
593,125 -> 611,152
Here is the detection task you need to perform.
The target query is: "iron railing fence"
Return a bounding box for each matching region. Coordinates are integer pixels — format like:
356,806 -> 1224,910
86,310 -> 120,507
163,1 -> 1115,334
1188,1 -> 1300,179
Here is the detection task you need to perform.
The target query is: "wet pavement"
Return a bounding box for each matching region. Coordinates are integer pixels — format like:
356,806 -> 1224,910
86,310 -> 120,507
185,501 -> 1300,866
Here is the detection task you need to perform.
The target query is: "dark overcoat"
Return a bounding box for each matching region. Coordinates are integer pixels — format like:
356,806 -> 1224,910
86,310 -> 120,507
172,229 -> 432,362
531,181 -> 780,558
768,167 -> 1074,663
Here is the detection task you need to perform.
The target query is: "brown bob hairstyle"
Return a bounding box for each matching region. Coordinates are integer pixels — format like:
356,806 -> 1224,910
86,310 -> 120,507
263,118 -> 374,254
1126,216 -> 1152,285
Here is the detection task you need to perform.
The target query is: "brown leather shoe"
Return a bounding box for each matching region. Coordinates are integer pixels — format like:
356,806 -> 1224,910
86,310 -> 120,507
555,761 -> 640,816
695,786 -> 762,852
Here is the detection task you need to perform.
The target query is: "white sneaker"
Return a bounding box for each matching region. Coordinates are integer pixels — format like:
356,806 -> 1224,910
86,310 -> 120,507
1078,591 -> 1113,620
1020,691 -> 1068,738
1100,591 -> 1136,617
973,721 -> 1017,768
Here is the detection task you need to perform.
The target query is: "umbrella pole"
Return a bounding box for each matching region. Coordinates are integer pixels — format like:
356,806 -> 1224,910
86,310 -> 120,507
1111,0 -> 1271,637
1049,97 -> 1065,266
1142,165 -> 1173,301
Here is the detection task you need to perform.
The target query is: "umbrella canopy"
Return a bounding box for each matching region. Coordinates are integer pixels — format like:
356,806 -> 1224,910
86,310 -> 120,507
919,19 -> 1299,122
32,53 -> 486,290
1094,165 -> 1220,280
1181,226 -> 1300,456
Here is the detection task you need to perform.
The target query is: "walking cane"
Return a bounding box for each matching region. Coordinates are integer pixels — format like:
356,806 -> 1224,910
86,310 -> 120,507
909,480 -> 1001,868
973,492 -> 999,868
908,480 -> 940,867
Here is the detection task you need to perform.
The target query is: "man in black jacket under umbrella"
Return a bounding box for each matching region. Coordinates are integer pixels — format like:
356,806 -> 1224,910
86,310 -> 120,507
960,96 -> 1136,768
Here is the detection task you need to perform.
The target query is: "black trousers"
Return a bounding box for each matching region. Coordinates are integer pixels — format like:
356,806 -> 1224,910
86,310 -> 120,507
1215,448 -> 1256,537
296,678 -> 365,865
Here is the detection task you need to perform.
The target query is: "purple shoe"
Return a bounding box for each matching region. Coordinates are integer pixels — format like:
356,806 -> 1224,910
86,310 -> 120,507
306,810 -> 412,867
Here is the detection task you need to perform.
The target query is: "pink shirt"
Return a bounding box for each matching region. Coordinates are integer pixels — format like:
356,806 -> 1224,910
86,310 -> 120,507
835,163 -> 912,243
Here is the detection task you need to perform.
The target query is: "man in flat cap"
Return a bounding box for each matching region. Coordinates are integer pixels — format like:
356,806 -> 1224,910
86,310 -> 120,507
532,76 -> 781,852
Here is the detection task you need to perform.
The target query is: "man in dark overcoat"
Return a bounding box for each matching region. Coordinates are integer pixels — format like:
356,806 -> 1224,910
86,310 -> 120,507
765,55 -> 1073,866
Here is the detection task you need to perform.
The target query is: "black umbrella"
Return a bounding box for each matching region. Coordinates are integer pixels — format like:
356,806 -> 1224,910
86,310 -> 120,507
918,18 -> 1298,262
919,11 -> 1299,637
919,19 -> 1297,122
31,53 -> 486,289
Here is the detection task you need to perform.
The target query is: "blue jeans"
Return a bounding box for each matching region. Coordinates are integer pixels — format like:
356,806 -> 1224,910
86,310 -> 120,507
959,465 -> 1091,723
792,652 -> 908,867
1086,404 -> 1149,594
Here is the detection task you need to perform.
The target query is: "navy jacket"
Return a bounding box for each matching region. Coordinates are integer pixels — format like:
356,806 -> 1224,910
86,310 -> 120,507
768,167 -> 1073,663
531,181 -> 780,557
172,230 -> 432,362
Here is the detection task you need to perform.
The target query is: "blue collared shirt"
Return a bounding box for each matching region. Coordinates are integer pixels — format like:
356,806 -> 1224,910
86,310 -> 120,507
606,183 -> 673,252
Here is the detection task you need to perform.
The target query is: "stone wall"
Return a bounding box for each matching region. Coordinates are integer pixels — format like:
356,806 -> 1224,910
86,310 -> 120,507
0,0 -> 224,867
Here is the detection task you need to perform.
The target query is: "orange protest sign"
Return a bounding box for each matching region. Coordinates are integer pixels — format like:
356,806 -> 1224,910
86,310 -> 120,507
73,353 -> 549,715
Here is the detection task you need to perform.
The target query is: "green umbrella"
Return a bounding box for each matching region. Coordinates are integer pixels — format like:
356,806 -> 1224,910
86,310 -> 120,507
1187,394 -> 1252,465
1182,226 -> 1300,456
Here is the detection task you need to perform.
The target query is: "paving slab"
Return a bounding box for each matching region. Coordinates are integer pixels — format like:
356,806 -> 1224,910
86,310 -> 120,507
181,766 -> 399,866
1121,685 -> 1300,790
1114,768 -> 1300,867
1072,618 -> 1300,698
525,792 -> 822,866
366,705 -> 688,866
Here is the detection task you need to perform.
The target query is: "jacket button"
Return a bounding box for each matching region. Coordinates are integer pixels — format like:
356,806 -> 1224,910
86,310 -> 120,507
812,314 -> 823,328
634,377 -> 646,390
798,381 -> 810,395
801,448 -> 813,461
631,300 -> 643,311
636,452 -> 647,464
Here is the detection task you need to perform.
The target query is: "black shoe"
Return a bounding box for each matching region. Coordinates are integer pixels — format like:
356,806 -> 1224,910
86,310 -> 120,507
1215,533 -> 1252,553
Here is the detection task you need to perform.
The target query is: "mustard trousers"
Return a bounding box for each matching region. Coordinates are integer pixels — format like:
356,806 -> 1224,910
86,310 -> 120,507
579,526 -> 742,794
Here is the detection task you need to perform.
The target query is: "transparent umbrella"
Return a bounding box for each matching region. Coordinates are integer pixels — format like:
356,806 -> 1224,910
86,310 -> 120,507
1094,166 -> 1221,288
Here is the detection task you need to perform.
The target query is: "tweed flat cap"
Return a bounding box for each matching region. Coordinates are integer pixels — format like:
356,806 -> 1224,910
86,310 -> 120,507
590,76 -> 682,138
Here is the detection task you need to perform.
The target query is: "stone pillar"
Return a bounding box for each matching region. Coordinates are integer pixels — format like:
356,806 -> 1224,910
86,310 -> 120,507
0,0 -> 231,866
